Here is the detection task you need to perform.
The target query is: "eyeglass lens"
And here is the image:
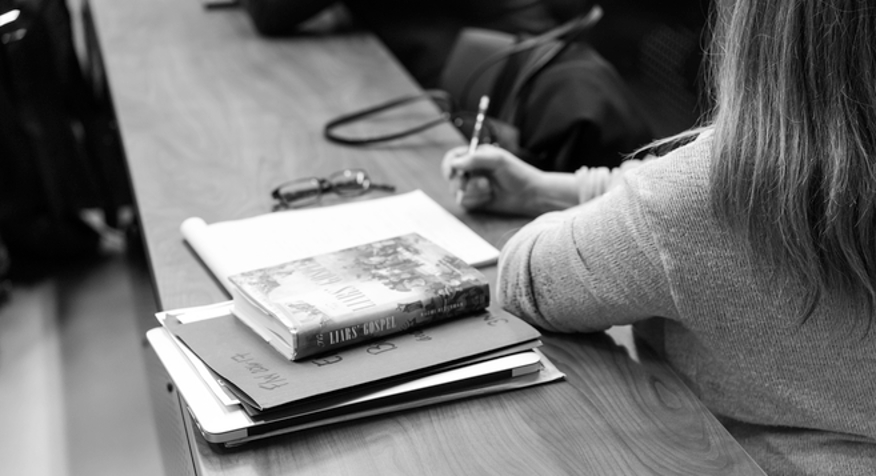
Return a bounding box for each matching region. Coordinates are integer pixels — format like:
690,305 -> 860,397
273,178 -> 324,206
329,169 -> 371,196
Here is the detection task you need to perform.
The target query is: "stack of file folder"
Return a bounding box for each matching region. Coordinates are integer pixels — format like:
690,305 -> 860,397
148,301 -> 564,447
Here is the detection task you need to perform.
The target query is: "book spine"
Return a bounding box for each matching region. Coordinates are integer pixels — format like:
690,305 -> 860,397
233,306 -> 296,360
292,280 -> 490,360
231,288 -> 298,350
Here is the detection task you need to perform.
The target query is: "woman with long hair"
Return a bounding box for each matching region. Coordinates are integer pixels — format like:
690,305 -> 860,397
442,1 -> 876,473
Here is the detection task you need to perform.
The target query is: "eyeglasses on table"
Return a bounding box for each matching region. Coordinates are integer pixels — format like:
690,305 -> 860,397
271,168 -> 395,210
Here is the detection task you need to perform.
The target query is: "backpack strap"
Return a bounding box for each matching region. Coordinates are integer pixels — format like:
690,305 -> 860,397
323,90 -> 452,145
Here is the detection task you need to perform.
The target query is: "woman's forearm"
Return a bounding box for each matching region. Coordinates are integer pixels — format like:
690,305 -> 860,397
526,172 -> 581,215
525,159 -> 652,216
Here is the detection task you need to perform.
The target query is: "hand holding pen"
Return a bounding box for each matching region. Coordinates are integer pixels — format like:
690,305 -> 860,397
442,95 -> 555,216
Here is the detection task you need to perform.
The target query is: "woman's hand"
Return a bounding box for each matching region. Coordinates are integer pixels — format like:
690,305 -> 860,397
441,144 -> 579,216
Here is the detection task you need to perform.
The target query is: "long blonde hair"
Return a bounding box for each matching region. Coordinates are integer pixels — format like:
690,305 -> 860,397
709,0 -> 876,317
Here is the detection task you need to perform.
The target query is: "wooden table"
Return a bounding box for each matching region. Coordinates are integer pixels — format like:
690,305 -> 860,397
85,0 -> 764,474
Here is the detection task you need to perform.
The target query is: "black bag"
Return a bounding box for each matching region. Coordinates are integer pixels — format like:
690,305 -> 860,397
0,0 -> 131,276
0,233 -> 9,304
239,0 -> 336,36
324,5 -> 654,172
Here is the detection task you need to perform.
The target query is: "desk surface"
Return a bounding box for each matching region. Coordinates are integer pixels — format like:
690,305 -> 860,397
87,0 -> 764,474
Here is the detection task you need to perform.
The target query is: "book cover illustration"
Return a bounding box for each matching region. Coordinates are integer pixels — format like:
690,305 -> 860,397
228,233 -> 490,359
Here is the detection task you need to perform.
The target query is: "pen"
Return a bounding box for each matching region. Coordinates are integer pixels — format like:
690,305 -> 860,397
467,95 -> 490,156
457,95 -> 490,204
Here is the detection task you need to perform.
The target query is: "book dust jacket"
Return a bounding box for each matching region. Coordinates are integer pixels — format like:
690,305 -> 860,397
229,233 -> 490,359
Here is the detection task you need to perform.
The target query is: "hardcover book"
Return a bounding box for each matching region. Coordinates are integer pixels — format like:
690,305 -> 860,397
228,233 -> 491,360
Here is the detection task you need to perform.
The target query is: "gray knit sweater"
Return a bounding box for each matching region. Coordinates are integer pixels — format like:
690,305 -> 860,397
498,134 -> 876,475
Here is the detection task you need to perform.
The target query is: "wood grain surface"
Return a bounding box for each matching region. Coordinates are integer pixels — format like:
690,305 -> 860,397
86,0 -> 765,474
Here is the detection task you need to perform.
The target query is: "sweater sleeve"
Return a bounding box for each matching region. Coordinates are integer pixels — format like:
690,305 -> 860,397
497,171 -> 676,333
574,158 -> 652,204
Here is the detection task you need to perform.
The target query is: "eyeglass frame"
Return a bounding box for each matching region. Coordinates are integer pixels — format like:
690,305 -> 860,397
271,168 -> 395,210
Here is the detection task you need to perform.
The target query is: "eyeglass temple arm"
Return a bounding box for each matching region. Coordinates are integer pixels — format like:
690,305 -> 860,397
370,183 -> 396,192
